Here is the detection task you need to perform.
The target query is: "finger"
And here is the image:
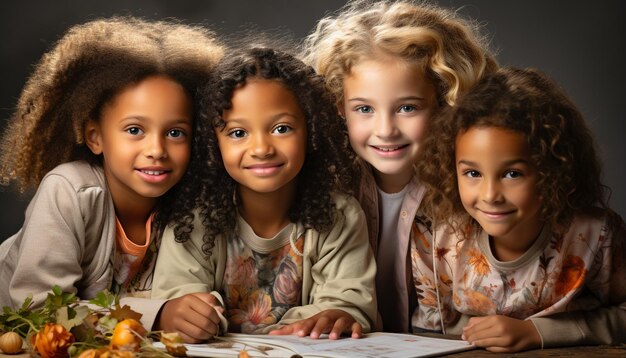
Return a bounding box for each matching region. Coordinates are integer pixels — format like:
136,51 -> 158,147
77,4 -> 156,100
350,322 -> 363,339
462,317 -> 493,341
177,330 -> 202,344
268,325 -> 296,336
467,333 -> 508,349
485,346 -> 515,353
327,316 -> 350,340
172,318 -> 217,342
296,318 -> 318,337
192,292 -> 222,307
186,296 -> 223,326
310,316 -> 333,339
169,298 -> 220,338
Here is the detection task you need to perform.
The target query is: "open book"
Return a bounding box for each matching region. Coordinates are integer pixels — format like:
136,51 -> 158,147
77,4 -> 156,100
154,332 -> 474,358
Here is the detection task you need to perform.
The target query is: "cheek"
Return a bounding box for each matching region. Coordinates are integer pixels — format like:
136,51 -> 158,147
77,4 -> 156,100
518,186 -> 543,212
456,178 -> 474,208
290,138 -> 307,169
345,118 -> 368,144
407,117 -> 429,144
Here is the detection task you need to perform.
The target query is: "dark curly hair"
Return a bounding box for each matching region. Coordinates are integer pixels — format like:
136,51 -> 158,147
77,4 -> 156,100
417,67 -> 608,236
0,16 -> 225,237
186,47 -> 357,255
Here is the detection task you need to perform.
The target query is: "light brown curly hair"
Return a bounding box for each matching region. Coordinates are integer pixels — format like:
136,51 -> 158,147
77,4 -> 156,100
300,0 -> 497,108
0,16 -> 224,235
417,67 -> 608,236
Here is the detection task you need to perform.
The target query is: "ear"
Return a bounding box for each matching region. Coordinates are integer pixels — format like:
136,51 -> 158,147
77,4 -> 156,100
84,121 -> 103,155
337,101 -> 346,119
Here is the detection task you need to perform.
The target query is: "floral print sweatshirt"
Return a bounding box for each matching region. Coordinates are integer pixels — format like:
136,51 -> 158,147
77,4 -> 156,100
410,208 -> 626,348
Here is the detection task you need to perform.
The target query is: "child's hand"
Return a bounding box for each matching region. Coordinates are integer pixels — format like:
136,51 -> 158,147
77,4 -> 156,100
461,315 -> 541,353
157,292 -> 224,343
268,309 -> 362,339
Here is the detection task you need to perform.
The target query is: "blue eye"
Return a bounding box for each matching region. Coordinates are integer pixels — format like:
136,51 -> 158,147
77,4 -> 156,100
399,105 -> 416,113
228,129 -> 247,139
272,125 -> 291,134
126,127 -> 143,135
168,129 -> 185,138
355,105 -> 373,114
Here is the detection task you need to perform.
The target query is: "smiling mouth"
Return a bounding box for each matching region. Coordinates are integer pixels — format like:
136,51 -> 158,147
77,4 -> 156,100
371,144 -> 409,152
480,209 -> 515,217
139,169 -> 168,176
245,163 -> 283,169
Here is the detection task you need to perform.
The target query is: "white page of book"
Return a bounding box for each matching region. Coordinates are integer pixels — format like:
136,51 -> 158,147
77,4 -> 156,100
154,332 -> 474,358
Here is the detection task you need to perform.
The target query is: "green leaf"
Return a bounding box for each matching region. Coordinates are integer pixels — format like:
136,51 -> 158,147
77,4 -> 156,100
88,290 -> 116,308
52,285 -> 62,296
20,296 -> 33,310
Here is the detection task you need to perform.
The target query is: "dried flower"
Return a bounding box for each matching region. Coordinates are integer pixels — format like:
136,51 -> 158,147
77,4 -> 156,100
32,323 -> 75,358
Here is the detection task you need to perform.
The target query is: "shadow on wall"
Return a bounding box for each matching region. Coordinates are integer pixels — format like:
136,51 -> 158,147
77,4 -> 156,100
1,189 -> 30,242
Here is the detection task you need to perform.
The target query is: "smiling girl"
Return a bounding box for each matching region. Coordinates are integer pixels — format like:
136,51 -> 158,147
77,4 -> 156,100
301,0 -> 497,332
0,17 -> 224,330
152,47 -> 376,342
416,67 -> 626,352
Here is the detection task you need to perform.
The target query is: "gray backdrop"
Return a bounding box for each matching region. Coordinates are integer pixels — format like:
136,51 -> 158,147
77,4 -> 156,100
1,1 -> 625,241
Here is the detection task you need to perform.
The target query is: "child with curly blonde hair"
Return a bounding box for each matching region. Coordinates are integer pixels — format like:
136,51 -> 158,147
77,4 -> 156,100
416,67 -> 626,352
152,46 -> 377,342
0,17 -> 224,330
301,0 -> 497,332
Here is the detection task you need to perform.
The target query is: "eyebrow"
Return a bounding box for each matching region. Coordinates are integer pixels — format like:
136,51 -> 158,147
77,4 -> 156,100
121,116 -> 191,126
225,112 -> 301,124
347,96 -> 427,102
457,158 -> 530,166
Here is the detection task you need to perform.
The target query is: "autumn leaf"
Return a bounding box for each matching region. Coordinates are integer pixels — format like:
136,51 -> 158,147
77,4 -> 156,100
160,332 -> 187,357
109,304 -> 142,322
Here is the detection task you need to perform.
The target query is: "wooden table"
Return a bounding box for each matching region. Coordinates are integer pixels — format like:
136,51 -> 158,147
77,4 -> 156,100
415,333 -> 626,357
448,345 -> 626,357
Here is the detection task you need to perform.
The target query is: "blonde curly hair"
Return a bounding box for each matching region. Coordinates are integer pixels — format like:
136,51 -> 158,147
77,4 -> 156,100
0,16 -> 224,192
300,0 -> 497,107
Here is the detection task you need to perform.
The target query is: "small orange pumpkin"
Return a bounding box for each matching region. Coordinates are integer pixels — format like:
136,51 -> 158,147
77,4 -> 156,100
109,319 -> 146,351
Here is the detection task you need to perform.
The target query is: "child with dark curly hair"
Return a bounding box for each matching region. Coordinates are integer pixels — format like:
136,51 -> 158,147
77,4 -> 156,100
0,17 -> 224,330
152,47 -> 376,342
301,0 -> 497,333
415,67 -> 626,352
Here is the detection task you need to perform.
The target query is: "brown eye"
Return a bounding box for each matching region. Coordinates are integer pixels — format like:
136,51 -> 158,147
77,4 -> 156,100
126,127 -> 142,135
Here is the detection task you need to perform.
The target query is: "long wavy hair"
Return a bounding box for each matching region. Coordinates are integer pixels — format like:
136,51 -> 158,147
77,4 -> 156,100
0,16 -> 224,238
417,67 -> 608,236
186,47 -> 357,255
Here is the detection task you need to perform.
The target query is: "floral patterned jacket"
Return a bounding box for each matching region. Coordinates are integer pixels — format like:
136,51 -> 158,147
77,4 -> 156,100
151,193 -> 377,333
411,208 -> 626,348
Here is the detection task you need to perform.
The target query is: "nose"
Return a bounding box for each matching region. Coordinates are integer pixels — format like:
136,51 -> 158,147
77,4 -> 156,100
250,133 -> 274,158
374,112 -> 398,138
145,135 -> 167,160
481,178 -> 503,203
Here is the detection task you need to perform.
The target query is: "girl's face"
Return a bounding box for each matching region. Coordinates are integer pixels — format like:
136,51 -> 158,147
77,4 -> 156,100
85,75 -> 192,210
342,56 -> 437,193
217,79 -> 307,195
455,126 -> 544,260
